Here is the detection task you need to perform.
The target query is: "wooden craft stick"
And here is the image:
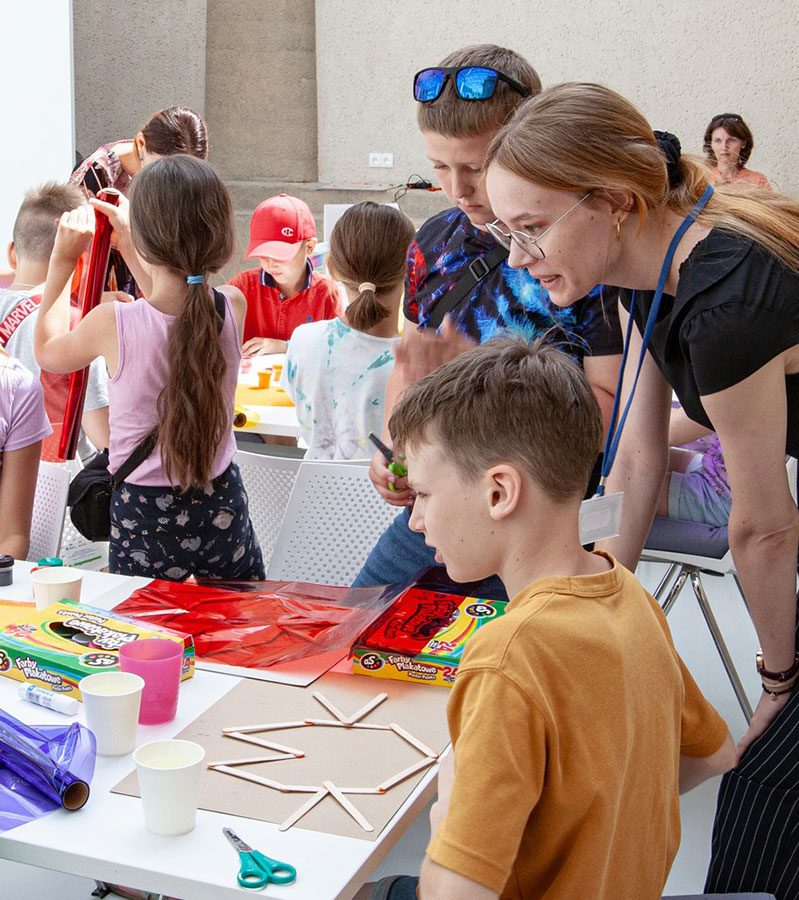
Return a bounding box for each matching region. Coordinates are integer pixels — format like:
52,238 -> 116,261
284,783 -> 326,793
279,787 -> 329,831
225,732 -> 304,757
377,757 -> 436,793
221,721 -> 308,734
349,723 -> 391,731
345,692 -> 388,724
303,718 -> 346,727
336,787 -> 385,794
389,723 -> 439,759
209,766 -> 286,792
312,691 -> 350,724
206,753 -> 294,767
323,780 -> 374,832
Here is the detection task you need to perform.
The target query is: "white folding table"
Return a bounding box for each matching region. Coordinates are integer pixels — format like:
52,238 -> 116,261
0,563 -> 438,899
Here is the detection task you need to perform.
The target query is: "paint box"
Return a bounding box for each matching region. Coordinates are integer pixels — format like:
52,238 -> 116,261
0,599 -> 194,701
352,587 -> 507,687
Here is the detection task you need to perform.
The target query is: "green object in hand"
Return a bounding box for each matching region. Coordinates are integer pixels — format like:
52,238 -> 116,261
388,459 -> 408,491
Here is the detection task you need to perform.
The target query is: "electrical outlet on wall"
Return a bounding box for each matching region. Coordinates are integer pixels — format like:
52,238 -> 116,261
368,152 -> 394,168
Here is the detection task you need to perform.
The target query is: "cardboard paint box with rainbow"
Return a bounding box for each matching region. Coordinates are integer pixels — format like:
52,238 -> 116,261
352,587 -> 507,688
0,599 -> 194,701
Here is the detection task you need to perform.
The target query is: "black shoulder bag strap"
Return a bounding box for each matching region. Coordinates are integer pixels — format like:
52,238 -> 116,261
111,290 -> 226,487
425,243 -> 509,331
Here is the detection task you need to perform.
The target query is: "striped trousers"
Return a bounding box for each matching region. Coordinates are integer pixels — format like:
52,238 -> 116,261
706,620 -> 799,898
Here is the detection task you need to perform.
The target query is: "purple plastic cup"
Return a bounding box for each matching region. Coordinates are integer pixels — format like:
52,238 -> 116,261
117,639 -> 183,725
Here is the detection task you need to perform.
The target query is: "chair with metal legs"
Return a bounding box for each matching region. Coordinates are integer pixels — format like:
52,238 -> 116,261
640,458 -> 798,725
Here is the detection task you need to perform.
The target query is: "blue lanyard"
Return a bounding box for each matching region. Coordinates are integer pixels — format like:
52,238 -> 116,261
596,184 -> 714,496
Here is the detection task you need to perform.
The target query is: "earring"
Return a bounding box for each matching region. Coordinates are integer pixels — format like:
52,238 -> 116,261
616,220 -> 621,241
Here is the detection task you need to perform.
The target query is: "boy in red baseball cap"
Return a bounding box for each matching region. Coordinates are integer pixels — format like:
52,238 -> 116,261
227,193 -> 342,356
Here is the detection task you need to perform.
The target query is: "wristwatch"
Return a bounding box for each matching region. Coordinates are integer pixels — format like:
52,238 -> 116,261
756,649 -> 799,682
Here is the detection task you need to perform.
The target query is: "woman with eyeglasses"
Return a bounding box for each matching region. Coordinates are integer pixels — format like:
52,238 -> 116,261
703,112 -> 770,189
484,82 -> 799,899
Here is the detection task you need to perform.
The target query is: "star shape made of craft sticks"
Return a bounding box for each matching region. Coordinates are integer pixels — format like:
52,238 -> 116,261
207,691 -> 439,832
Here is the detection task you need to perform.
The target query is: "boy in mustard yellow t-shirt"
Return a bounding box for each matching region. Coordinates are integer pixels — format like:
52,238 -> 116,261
358,338 -> 735,900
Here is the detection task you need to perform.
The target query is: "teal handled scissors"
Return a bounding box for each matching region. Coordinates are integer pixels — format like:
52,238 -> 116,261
223,827 -> 297,889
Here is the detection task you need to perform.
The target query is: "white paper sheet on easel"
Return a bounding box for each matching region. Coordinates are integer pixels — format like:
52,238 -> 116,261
579,492 -> 623,544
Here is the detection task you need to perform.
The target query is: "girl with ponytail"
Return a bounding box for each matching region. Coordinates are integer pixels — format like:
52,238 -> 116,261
35,155 -> 264,581
484,82 -> 799,897
281,202 -> 414,459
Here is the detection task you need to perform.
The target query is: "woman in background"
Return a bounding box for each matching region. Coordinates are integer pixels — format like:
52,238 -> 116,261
703,112 -> 770,189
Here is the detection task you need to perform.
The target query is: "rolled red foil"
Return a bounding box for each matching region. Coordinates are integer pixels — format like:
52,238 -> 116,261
58,189 -> 121,460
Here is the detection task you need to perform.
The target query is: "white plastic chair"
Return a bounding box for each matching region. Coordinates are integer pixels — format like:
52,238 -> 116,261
234,450 -> 302,568
266,460 -> 402,585
27,461 -> 70,562
639,458 -> 798,724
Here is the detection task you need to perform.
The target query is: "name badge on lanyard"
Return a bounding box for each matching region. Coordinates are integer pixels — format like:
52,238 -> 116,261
586,183 -> 715,543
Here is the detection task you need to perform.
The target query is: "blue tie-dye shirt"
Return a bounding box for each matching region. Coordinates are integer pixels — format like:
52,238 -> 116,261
283,318 -> 396,460
405,208 -> 621,366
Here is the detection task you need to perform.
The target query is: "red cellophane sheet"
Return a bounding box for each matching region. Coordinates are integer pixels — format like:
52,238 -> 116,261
112,579 -> 397,669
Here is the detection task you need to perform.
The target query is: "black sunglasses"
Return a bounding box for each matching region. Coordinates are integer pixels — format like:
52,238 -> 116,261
413,66 -> 531,103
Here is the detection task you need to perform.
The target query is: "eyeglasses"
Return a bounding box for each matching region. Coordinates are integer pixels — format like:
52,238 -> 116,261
486,193 -> 592,260
413,66 -> 531,103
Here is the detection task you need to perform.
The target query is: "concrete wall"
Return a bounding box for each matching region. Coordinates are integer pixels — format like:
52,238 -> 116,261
72,0 -> 207,160
205,0 -> 317,182
315,0 -> 799,195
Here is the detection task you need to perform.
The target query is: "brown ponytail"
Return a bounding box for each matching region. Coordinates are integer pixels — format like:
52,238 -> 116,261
486,83 -> 799,273
140,106 -> 208,159
327,202 -> 415,333
128,155 -> 235,490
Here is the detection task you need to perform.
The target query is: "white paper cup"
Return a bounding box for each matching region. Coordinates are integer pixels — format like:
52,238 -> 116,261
133,740 -> 205,836
80,671 -> 144,756
31,566 -> 83,611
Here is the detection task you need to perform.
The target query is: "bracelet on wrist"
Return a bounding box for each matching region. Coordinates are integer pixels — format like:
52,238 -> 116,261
756,649 -> 799,682
762,681 -> 795,701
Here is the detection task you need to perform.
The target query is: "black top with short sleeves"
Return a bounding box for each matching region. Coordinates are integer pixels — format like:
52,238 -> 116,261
619,228 -> 799,457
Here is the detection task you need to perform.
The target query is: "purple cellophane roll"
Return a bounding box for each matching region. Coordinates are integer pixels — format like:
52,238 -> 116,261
0,708 -> 96,833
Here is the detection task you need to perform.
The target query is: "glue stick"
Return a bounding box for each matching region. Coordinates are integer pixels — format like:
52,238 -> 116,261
18,684 -> 79,716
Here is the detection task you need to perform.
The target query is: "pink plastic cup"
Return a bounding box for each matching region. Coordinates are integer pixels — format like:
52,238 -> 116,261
118,638 -> 183,725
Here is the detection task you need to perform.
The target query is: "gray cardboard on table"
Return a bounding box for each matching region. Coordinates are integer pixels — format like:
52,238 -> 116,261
113,672 -> 450,841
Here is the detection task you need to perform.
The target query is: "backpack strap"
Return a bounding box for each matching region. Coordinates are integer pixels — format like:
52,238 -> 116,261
424,243 -> 509,331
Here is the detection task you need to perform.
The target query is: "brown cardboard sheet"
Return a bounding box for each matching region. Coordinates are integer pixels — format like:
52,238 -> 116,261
113,672 -> 450,841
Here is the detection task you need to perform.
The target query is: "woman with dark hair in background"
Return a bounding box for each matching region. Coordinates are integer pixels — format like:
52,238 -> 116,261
70,106 -> 209,294
703,112 -> 770,189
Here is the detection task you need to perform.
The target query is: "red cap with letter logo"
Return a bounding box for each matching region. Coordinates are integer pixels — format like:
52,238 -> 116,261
245,193 -> 316,262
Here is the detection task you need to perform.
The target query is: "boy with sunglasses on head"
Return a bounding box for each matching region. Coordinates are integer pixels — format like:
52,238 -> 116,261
355,44 -> 622,600
358,338 -> 734,900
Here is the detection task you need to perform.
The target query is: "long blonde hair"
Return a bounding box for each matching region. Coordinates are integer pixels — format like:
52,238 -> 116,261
486,83 -> 799,273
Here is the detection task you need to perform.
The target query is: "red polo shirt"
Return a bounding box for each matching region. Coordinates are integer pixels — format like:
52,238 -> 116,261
228,263 -> 342,343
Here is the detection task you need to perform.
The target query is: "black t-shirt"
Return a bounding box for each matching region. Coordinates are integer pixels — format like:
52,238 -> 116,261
620,228 -> 799,456
405,208 -> 622,366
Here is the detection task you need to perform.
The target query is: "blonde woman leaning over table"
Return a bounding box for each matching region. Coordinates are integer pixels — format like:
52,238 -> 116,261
484,82 -> 799,899
703,112 -> 770,189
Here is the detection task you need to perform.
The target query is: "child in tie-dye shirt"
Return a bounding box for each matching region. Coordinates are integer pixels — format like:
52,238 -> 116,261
282,203 -> 415,460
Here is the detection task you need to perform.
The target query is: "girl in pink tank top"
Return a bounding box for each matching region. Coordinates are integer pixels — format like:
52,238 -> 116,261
35,156 -> 264,580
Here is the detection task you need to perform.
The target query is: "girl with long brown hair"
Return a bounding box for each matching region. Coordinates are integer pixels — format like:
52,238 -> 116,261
35,155 -> 264,581
483,81 -> 799,898
281,202 -> 414,459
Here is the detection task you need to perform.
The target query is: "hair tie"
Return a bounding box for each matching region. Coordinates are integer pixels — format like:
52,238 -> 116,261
186,274 -> 204,284
653,131 -> 683,189
358,282 -> 376,293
